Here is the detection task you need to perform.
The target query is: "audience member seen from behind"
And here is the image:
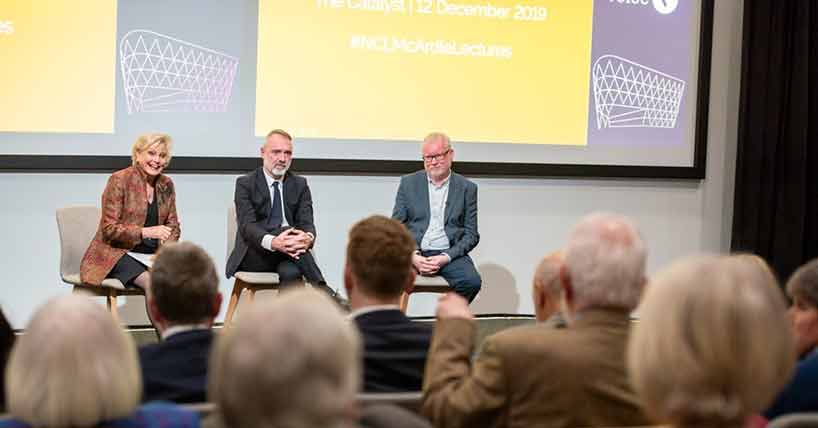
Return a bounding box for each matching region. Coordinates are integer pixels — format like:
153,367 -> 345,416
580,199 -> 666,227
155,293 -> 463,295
765,258 -> 818,420
422,212 -> 651,428
532,250 -> 566,328
345,215 -> 433,392
208,289 -> 360,428
629,255 -> 794,428
80,133 -> 180,290
140,242 -> 222,403
1,295 -> 198,428
0,308 -> 14,412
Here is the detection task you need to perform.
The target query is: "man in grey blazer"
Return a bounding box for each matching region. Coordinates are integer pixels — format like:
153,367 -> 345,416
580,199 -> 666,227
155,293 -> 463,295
392,132 -> 482,302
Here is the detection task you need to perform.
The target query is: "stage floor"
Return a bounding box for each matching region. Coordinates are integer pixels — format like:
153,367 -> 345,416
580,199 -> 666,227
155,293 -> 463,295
127,314 -> 538,348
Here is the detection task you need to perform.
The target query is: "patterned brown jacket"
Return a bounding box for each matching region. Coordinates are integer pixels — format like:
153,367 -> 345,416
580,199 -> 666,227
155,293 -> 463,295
80,165 -> 180,285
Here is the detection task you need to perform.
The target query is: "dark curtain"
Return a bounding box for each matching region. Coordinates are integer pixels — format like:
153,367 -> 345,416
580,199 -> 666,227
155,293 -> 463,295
731,0 -> 817,282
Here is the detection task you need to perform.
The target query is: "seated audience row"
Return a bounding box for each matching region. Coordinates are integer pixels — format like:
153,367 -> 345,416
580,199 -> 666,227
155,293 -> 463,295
6,211 -> 818,428
1,238 -> 429,428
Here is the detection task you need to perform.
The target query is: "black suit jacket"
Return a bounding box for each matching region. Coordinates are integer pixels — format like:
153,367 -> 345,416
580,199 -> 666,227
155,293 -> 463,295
353,309 -> 433,393
226,168 -> 318,278
138,329 -> 213,404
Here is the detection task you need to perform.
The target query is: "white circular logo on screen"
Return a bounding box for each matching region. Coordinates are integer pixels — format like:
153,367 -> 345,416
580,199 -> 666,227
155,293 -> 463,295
653,0 -> 678,14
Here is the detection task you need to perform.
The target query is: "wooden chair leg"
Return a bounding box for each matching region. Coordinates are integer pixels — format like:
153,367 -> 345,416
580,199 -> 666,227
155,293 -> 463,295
107,292 -> 120,325
399,291 -> 410,313
225,279 -> 245,326
248,288 -> 256,302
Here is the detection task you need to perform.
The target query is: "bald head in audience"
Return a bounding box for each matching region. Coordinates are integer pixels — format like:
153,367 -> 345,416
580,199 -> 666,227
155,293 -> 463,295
532,250 -> 565,326
5,295 -> 141,427
209,288 -> 361,428
561,212 -> 646,320
629,255 -> 794,428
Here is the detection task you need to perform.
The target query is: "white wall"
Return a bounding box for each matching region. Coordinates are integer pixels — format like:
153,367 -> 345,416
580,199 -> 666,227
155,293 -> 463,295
0,0 -> 743,328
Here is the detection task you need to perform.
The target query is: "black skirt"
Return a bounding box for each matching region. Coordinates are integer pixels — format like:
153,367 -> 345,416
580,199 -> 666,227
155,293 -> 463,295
108,254 -> 148,287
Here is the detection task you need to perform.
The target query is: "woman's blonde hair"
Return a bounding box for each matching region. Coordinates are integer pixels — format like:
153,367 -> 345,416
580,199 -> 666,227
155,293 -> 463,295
131,133 -> 173,166
5,295 -> 141,427
628,255 -> 794,427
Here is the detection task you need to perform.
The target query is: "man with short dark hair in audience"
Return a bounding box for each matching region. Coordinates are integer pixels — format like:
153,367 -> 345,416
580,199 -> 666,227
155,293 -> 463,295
345,215 -> 433,392
140,241 -> 222,403
422,212 -> 651,428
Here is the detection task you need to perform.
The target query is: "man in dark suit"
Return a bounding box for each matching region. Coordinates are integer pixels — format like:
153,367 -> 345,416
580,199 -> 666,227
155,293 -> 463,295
226,129 -> 333,295
392,132 -> 481,302
140,241 -> 222,403
345,215 -> 432,392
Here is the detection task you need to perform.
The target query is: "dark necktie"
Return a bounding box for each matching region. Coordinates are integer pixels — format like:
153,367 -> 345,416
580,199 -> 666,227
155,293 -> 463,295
267,181 -> 283,229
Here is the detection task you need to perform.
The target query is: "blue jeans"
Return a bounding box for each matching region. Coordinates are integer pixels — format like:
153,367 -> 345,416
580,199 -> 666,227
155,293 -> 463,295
420,250 -> 482,302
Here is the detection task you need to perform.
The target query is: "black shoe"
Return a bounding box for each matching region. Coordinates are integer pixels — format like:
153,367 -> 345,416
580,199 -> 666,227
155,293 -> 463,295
316,282 -> 350,312
334,295 -> 351,313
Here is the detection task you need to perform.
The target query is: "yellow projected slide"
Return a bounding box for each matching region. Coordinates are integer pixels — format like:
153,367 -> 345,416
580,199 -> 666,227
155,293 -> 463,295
0,0 -> 117,134
255,0 -> 593,145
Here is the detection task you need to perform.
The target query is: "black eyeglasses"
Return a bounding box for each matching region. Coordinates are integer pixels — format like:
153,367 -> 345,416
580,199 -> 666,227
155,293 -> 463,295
423,148 -> 451,162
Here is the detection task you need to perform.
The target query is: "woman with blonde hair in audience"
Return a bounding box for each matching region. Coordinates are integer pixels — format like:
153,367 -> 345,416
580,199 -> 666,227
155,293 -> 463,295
0,295 -> 198,428
765,258 -> 818,420
628,255 -> 795,428
80,133 -> 180,290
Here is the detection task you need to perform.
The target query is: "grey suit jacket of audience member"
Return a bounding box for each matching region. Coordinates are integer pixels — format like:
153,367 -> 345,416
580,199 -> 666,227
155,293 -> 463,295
392,170 -> 479,260
422,308 -> 650,428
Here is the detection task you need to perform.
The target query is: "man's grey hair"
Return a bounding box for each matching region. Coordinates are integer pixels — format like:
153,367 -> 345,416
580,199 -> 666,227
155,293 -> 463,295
563,212 -> 646,311
422,132 -> 451,149
5,295 -> 140,427
209,288 -> 361,428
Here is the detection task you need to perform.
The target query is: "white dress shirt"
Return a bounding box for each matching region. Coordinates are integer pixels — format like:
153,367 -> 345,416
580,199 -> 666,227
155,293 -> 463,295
260,171 -> 289,252
420,173 -> 451,256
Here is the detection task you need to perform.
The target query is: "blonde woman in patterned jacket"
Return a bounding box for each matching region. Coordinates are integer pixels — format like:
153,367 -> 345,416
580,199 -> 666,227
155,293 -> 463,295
81,133 -> 180,290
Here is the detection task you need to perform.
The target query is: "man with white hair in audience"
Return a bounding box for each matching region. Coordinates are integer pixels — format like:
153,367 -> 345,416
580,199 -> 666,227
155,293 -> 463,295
208,288 -> 361,428
421,212 -> 651,428
207,288 -> 433,428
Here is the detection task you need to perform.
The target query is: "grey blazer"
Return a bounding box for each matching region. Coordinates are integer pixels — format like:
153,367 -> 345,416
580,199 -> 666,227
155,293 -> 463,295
391,170 -> 479,260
